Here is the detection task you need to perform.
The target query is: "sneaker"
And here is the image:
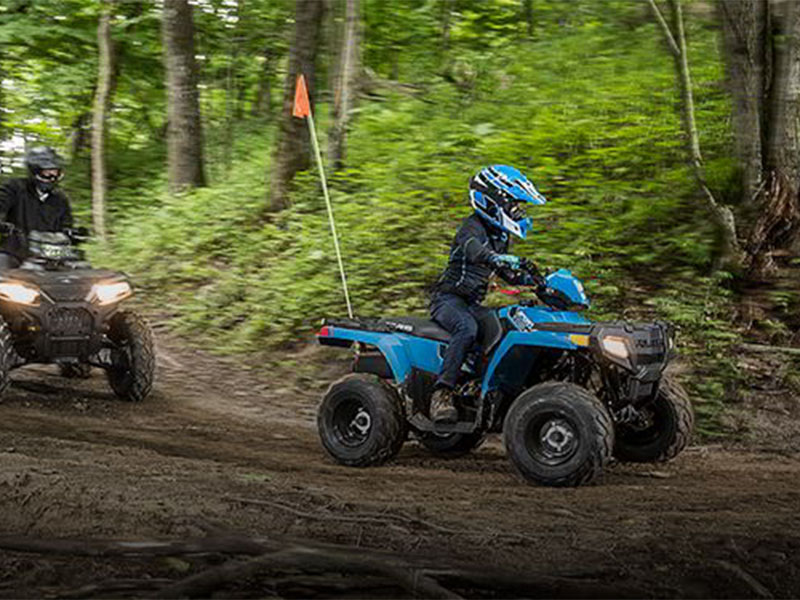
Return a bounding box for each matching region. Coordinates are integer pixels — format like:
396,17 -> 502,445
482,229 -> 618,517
429,387 -> 458,424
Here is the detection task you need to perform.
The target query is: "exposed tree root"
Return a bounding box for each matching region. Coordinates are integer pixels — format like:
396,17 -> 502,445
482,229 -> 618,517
0,533 -> 647,599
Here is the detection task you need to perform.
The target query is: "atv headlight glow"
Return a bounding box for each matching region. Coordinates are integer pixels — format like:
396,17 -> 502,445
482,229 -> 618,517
87,281 -> 132,305
601,335 -> 630,360
0,282 -> 41,306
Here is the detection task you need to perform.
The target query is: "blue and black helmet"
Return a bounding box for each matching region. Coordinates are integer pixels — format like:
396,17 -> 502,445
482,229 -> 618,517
469,165 -> 546,239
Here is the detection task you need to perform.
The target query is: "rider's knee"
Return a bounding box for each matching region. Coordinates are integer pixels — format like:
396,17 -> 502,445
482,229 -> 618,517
456,317 -> 478,341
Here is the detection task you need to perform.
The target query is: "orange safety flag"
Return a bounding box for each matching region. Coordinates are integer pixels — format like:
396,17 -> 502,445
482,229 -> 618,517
292,74 -> 311,118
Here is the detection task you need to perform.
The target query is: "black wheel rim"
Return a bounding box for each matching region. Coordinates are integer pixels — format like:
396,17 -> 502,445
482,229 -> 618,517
525,412 -> 580,466
619,400 -> 668,445
332,398 -> 372,448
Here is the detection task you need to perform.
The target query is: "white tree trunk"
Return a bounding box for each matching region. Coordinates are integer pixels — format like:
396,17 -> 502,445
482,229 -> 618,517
328,0 -> 360,171
91,3 -> 116,241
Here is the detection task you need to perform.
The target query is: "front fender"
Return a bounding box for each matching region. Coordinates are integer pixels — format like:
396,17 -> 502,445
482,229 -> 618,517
480,330 -> 582,397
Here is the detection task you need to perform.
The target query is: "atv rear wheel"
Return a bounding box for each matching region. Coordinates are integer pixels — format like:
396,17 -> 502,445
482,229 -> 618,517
417,431 -> 486,457
503,382 -> 613,487
613,376 -> 693,463
318,374 -> 406,467
0,316 -> 13,400
106,311 -> 155,402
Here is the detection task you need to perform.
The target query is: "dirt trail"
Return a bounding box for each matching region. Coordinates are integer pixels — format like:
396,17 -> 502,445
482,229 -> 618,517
0,328 -> 798,598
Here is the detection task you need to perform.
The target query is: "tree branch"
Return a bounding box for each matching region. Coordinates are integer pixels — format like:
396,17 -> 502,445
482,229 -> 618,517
646,0 -> 681,57
152,545 -> 461,600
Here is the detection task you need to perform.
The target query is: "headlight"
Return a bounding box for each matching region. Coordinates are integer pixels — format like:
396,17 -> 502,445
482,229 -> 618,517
87,281 -> 132,305
601,335 -> 630,360
0,282 -> 41,306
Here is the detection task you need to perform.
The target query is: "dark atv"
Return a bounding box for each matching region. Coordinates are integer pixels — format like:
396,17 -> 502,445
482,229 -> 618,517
0,227 -> 155,402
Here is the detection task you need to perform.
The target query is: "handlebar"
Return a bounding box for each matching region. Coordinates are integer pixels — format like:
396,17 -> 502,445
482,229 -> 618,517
0,223 -> 90,244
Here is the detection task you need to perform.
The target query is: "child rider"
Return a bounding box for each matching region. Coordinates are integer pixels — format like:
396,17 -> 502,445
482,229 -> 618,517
429,165 -> 547,424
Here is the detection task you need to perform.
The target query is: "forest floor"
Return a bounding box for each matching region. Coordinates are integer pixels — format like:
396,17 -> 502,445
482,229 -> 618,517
0,321 -> 798,599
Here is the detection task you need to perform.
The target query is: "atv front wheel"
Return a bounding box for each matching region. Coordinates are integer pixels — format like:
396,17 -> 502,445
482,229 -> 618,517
416,431 -> 485,457
613,376 -> 694,463
318,374 -> 406,467
0,316 -> 13,399
106,311 -> 155,402
503,382 -> 613,487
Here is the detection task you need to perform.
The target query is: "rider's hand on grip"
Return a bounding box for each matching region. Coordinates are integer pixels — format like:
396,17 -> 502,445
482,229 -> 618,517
491,254 -> 521,270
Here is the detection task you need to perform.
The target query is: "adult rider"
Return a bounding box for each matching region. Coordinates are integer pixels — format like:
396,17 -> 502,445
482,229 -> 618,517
0,146 -> 73,270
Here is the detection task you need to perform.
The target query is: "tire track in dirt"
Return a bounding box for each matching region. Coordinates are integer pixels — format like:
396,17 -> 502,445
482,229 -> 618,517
0,332 -> 799,598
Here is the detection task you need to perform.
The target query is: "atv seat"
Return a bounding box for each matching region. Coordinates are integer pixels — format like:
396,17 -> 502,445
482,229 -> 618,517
380,311 -> 504,356
379,317 -> 451,342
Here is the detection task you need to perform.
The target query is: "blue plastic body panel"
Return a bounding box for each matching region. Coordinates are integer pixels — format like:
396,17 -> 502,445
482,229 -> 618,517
322,301 -> 593,398
322,326 -> 442,383
545,268 -> 590,308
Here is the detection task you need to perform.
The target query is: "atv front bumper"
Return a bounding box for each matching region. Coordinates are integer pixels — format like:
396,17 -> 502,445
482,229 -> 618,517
1,300 -> 120,363
589,320 -> 673,403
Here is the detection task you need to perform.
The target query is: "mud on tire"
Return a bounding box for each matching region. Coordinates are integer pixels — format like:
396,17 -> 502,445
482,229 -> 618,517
613,375 -> 694,463
416,431 -> 486,457
106,310 -> 155,402
318,374 -> 406,467
503,382 -> 614,487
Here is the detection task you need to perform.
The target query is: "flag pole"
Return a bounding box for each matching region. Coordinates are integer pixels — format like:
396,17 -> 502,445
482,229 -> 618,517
294,75 -> 354,319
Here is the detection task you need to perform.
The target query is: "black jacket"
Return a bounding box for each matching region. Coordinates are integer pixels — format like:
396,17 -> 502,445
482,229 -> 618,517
433,213 -> 529,305
0,177 -> 73,259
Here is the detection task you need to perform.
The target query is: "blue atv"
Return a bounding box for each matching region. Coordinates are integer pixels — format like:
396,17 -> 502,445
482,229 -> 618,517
316,261 -> 693,487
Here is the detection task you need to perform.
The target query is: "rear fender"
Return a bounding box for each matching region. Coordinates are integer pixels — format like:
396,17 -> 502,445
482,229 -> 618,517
318,326 -> 419,383
481,330 -> 583,397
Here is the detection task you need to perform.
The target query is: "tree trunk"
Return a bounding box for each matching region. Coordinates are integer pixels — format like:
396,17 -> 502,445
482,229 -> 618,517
747,0 -> 800,275
223,0 -> 242,169
718,0 -> 769,207
266,0 -> 325,213
70,112 -> 91,161
162,0 -> 206,192
327,0 -> 360,171
649,0 -> 742,267
91,3 -> 117,241
252,47 -> 274,118
718,0 -> 800,276
522,0 -> 534,38
0,54 -> 5,147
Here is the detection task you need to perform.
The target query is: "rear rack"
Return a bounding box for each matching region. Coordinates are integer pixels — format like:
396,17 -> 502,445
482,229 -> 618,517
323,317 -> 391,333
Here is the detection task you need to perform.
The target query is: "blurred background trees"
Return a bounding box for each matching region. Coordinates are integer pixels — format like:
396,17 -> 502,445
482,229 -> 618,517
0,0 -> 798,431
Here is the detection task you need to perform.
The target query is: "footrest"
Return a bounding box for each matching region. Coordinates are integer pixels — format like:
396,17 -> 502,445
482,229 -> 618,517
409,412 -> 477,434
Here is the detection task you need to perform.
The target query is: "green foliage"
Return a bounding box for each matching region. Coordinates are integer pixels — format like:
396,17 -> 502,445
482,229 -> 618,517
4,0 -> 750,437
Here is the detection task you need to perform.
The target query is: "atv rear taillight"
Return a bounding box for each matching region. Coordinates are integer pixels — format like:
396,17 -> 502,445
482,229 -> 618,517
318,325 -> 331,337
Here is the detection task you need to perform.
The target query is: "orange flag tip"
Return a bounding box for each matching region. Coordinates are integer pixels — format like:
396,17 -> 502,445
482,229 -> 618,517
292,74 -> 311,118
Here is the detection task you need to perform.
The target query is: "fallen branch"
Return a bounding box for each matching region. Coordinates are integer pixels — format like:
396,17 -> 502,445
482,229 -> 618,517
741,343 -> 800,356
152,545 -> 460,600
0,534 -> 279,557
57,578 -> 173,599
429,568 -> 642,599
0,534 -> 648,599
713,560 -> 774,599
226,496 -> 541,544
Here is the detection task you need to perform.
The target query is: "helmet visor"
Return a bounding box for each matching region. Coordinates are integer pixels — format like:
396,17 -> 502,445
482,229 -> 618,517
507,200 -> 527,221
35,169 -> 62,183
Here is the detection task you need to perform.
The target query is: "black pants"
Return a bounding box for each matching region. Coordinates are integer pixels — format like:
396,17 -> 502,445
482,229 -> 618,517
0,253 -> 20,270
430,293 -> 487,389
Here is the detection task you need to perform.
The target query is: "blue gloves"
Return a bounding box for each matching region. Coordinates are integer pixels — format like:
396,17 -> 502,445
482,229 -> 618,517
491,254 -> 521,270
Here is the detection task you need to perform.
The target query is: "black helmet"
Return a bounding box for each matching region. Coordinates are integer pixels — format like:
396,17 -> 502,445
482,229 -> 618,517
25,146 -> 64,193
